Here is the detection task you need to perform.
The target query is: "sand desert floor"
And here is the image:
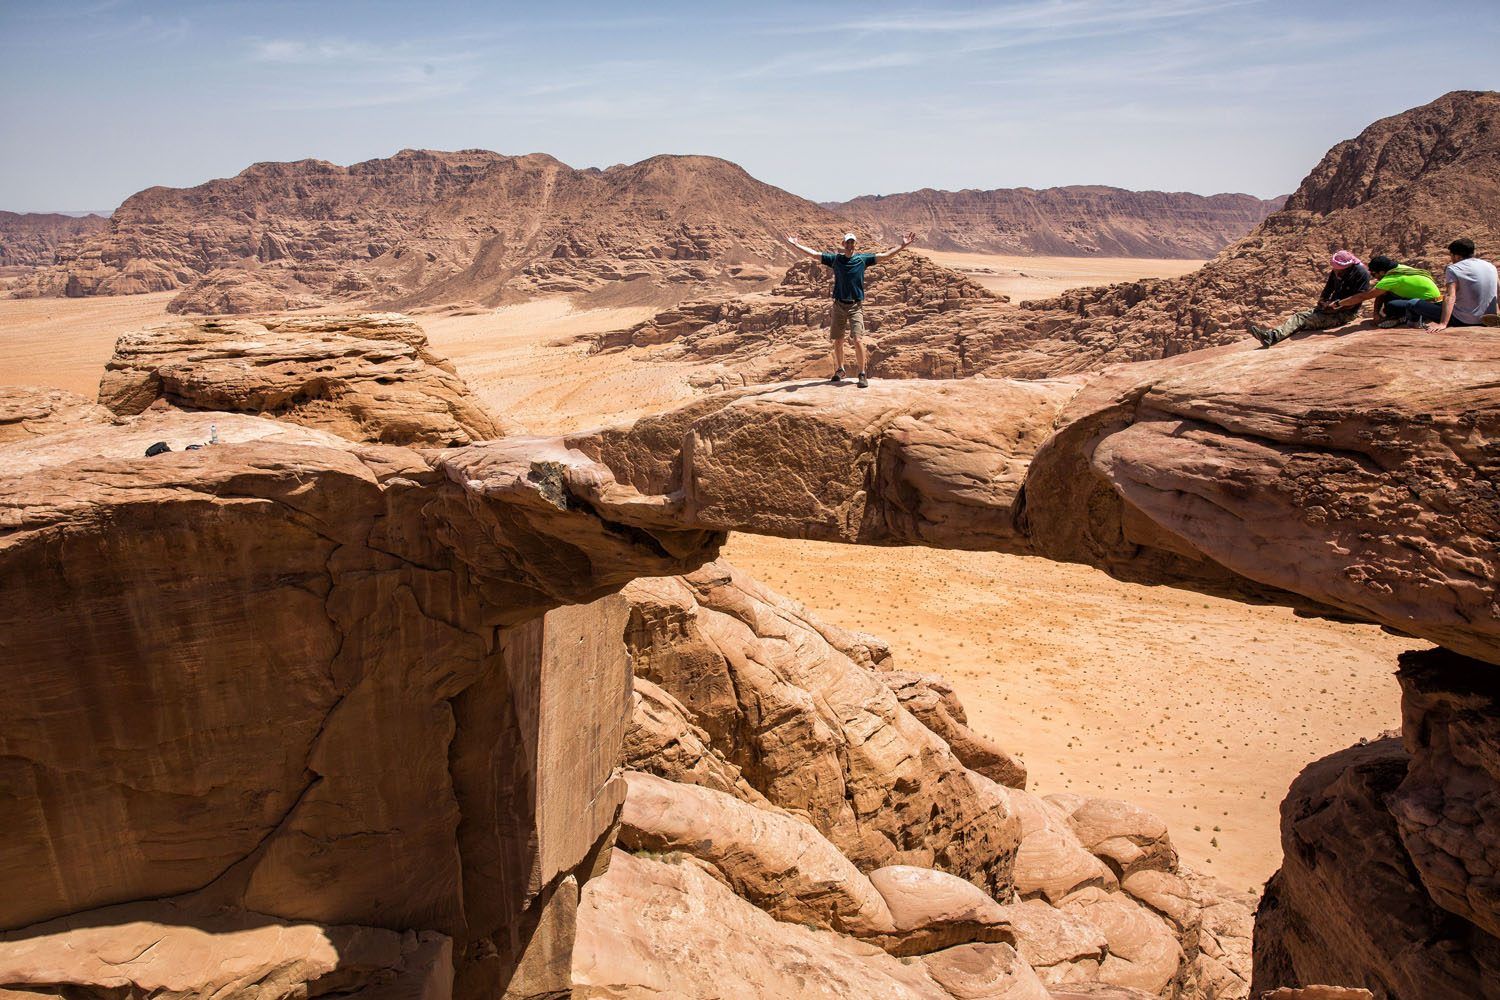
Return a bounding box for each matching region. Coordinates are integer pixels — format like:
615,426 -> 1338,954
917,250 -> 1205,301
0,264 -> 1413,892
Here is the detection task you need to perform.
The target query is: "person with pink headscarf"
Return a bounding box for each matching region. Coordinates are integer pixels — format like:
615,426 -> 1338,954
1249,250 -> 1371,348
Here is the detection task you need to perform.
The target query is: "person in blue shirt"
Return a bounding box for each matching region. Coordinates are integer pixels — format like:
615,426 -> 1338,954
784,230 -> 917,387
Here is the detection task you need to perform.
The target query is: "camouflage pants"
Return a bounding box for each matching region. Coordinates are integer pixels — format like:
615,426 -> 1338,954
1264,307 -> 1357,345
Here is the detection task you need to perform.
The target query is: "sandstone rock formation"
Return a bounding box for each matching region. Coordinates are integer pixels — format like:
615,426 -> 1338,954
1389,649 -> 1500,938
98,313 -> 505,446
570,374 -> 1077,551
882,670 -> 1028,788
0,385 -> 113,443
572,325 -> 1500,665
0,410 -> 724,998
619,563 -> 1021,896
0,210 -> 109,270
574,849 -> 1033,1000
0,901 -> 452,1000
595,251 -> 1012,384
603,556 -> 1254,999
1253,649 -> 1500,998
827,186 -> 1283,258
11,150 -> 843,312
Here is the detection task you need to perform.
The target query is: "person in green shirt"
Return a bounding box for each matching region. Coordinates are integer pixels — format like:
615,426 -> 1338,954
783,230 -> 917,388
1327,255 -> 1442,327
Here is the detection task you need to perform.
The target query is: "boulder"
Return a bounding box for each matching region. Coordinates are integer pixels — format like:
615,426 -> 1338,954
1055,798 -> 1177,879
617,770 -> 897,939
884,670 -> 1028,788
0,385 -> 112,443
97,313 -> 504,446
1005,787 -> 1114,903
0,901 -> 450,1000
573,849 -> 977,999
922,942 -> 1051,1000
1057,888 -> 1185,998
868,865 -> 1016,956
997,899 -> 1107,984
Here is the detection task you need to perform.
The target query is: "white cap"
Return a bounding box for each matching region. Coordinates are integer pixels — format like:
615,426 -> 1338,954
842,232 -> 856,243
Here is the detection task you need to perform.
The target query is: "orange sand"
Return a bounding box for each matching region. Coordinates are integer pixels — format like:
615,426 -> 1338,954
917,250 -> 1205,302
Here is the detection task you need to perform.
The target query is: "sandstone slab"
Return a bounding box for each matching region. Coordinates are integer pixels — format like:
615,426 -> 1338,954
0,385 -> 113,443
98,313 -> 504,446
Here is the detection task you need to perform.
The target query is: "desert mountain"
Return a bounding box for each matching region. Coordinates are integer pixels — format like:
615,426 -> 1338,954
827,186 -> 1285,258
9,150 -> 847,314
0,211 -> 110,270
603,90 -> 1500,381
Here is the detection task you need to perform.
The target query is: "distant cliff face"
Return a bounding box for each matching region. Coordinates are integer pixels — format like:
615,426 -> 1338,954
0,211 -> 110,269
825,186 -> 1285,258
10,150 -> 846,313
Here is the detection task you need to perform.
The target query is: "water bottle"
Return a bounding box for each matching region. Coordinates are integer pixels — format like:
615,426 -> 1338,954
210,423 -> 219,446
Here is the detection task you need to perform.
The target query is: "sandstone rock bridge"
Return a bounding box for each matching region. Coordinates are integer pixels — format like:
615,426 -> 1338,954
1,316 -> 1495,998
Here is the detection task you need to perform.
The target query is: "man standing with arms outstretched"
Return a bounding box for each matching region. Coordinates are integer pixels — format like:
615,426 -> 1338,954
784,230 -> 916,387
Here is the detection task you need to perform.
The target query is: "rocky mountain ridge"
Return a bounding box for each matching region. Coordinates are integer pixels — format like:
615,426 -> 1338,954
827,186 -> 1285,258
0,211 -> 109,271
7,149 -> 845,314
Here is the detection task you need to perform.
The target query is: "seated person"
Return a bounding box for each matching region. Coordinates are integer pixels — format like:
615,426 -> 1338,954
1327,255 -> 1441,327
1415,238 -> 1498,331
1248,250 -> 1370,348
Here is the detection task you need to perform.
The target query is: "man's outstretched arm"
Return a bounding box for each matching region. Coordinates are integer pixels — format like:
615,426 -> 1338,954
784,235 -> 826,260
873,232 -> 918,261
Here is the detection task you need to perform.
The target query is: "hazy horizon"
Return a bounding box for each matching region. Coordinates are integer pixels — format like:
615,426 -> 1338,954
4,0 -> 1499,213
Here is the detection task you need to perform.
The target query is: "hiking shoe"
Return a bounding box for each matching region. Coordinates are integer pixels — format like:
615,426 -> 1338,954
1378,319 -> 1401,329
830,367 -> 845,384
1248,325 -> 1272,349
857,372 -> 869,389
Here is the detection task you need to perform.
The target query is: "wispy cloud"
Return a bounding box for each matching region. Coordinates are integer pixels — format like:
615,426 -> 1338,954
767,0 -> 1258,36
246,36 -> 475,66
734,50 -> 921,79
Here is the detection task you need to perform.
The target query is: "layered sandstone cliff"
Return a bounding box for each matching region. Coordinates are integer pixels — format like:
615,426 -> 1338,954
827,187 -> 1284,259
1253,649 -> 1500,999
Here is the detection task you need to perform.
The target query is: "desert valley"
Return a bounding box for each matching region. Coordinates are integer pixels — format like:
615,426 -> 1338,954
2,71 -> 1498,1000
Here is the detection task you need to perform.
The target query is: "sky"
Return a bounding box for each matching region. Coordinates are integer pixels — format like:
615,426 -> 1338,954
3,0 -> 1499,212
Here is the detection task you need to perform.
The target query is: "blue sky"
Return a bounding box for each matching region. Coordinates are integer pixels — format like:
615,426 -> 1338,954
2,0 -> 1498,212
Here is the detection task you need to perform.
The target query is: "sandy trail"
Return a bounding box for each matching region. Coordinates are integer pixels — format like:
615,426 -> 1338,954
917,250 -> 1204,302
0,270 -> 1410,891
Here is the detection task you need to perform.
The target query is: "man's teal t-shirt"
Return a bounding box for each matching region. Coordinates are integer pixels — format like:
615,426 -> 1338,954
819,251 -> 878,302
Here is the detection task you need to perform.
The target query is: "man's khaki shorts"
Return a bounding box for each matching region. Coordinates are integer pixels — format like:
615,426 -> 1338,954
829,299 -> 865,342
